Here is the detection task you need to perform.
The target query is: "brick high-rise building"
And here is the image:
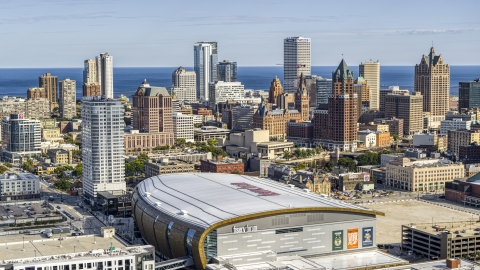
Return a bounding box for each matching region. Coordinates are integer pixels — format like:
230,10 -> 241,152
27,88 -> 46,99
132,79 -> 173,133
414,47 -> 450,124
295,73 -> 310,121
39,72 -> 58,108
268,77 -> 282,104
313,59 -> 357,151
83,83 -> 101,97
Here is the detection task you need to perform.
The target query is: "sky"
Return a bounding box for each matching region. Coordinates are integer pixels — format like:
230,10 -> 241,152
0,0 -> 479,68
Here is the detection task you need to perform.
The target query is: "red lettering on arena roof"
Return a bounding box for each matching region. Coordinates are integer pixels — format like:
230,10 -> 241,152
231,182 -> 280,196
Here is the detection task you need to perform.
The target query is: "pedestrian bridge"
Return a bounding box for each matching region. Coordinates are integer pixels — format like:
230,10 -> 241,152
155,256 -> 194,270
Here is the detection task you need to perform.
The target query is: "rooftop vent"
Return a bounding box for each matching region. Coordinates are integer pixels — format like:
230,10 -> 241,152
303,189 -> 310,193
155,202 -> 162,207
180,210 -> 188,215
144,192 -> 151,197
288,184 -> 295,188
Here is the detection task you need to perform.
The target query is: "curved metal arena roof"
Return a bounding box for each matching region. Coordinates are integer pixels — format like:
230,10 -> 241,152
136,173 -> 383,229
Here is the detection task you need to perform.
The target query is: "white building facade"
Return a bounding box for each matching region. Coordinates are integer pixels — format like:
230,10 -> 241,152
283,37 -> 311,93
194,42 -> 217,101
81,98 -> 125,201
96,52 -> 114,99
170,66 -> 196,101
358,130 -> 377,148
440,118 -> 471,135
0,173 -> 40,201
173,112 -> 194,142
208,81 -> 245,109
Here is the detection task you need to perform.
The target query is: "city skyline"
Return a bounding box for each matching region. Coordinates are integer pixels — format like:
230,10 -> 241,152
0,0 -> 479,68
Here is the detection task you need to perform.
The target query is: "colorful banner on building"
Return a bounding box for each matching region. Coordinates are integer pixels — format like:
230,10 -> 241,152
332,230 -> 343,251
362,227 -> 374,247
347,228 -> 359,249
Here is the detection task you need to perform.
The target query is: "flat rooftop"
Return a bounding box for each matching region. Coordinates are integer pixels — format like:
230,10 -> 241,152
208,249 -> 408,270
382,259 -> 480,269
406,221 -> 480,238
137,173 -> 383,229
0,233 -> 150,265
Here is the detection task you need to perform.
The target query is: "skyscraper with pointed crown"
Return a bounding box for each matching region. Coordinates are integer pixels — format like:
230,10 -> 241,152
313,59 -> 358,152
414,47 -> 450,126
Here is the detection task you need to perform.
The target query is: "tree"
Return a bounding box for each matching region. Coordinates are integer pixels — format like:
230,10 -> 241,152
73,162 -> 83,177
175,138 -> 186,147
54,178 -> 71,191
392,134 -> 399,141
293,163 -> 307,171
3,162 -> 12,168
324,161 -> 334,171
314,146 -> 322,155
207,138 -> 219,147
0,165 -> 8,174
357,152 -> 380,166
154,145 -> 170,151
231,170 -> 242,175
283,150 -> 291,160
338,157 -> 356,172
22,158 -> 34,173
72,150 -> 82,160
54,165 -> 74,175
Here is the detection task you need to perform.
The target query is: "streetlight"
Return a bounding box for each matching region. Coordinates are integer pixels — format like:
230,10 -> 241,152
74,246 -> 76,253
22,236 -> 24,250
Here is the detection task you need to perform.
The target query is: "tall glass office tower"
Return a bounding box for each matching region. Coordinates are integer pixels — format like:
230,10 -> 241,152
194,42 -> 218,101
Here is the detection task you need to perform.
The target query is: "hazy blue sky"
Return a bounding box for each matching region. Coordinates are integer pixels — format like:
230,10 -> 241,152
1,0 -> 479,67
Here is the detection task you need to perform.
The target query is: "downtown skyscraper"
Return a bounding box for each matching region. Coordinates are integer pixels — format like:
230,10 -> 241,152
359,61 -> 380,110
82,53 -> 113,98
414,47 -> 450,125
283,37 -> 311,93
97,52 -> 114,99
194,42 -> 218,101
82,97 -> 125,201
313,59 -> 357,152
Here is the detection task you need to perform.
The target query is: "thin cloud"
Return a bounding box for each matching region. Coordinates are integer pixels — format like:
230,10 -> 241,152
391,29 -> 476,35
174,15 -> 338,26
0,12 -> 115,25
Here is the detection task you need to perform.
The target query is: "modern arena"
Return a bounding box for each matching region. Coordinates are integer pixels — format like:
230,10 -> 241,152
132,173 -> 389,269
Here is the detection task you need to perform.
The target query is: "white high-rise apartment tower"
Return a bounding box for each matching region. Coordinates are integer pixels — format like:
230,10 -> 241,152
170,66 -> 196,101
283,37 -> 311,93
359,61 -> 380,110
58,78 -> 76,119
194,42 -> 218,101
81,97 -> 125,201
96,52 -> 114,99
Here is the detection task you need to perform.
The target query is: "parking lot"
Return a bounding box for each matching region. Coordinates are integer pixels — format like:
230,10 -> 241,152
0,201 -> 50,222
360,200 -> 478,245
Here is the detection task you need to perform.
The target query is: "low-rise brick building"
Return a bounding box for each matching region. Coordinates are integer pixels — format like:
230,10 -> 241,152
200,157 -> 245,174
47,149 -> 71,164
376,131 -> 391,147
145,158 -> 195,178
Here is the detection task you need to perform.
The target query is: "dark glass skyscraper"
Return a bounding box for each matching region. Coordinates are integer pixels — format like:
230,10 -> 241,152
217,60 -> 237,82
459,79 -> 480,111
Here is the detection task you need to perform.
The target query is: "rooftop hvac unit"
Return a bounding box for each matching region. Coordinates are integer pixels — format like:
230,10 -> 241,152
144,192 -> 151,197
155,202 -> 162,207
180,210 -> 188,215
303,189 -> 310,193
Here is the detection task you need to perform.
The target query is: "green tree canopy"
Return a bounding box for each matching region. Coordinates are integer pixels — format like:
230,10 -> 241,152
54,178 -> 71,191
22,158 -> 34,173
338,157 -> 356,172
73,162 -> 83,177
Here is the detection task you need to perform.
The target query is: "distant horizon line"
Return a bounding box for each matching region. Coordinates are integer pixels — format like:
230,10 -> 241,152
1,64 -> 479,69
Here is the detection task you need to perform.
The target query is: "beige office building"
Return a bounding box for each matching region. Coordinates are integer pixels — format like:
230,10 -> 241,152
58,79 -> 76,119
384,91 -> 423,135
448,129 -> 480,158
386,157 -> 464,192
0,97 -> 50,119
359,61 -> 380,110
39,73 -> 58,108
414,47 -> 450,125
